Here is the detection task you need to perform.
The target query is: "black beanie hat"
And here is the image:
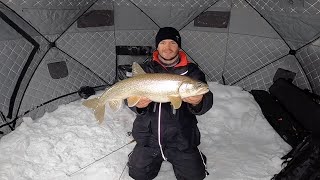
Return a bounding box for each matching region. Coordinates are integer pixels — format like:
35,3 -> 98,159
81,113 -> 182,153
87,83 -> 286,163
155,27 -> 181,48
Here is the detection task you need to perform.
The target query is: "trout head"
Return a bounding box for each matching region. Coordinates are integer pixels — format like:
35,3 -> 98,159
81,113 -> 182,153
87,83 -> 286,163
178,80 -> 209,98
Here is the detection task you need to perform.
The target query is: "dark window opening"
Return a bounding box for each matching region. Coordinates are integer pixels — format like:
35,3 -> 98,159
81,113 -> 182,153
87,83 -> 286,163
48,61 -> 69,79
194,11 -> 230,28
77,10 -> 114,28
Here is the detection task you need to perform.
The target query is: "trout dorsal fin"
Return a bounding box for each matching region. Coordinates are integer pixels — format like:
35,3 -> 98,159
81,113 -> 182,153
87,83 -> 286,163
132,62 -> 146,76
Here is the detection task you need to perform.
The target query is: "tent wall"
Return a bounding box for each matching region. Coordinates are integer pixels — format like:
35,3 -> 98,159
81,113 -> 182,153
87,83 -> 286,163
0,4 -> 49,128
19,48 -> 107,117
0,0 -> 320,136
297,44 -> 320,95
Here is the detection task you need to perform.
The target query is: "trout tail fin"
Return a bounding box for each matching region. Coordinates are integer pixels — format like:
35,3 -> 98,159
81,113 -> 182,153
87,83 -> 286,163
82,98 -> 106,124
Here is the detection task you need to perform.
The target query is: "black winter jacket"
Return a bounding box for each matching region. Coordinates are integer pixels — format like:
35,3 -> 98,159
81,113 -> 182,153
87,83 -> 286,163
129,52 -> 213,151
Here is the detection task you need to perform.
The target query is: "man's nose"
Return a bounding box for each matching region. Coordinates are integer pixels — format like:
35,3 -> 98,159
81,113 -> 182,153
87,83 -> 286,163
163,43 -> 171,49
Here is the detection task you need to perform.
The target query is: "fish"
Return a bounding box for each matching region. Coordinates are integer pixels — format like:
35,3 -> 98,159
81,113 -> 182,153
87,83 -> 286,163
82,62 -> 209,123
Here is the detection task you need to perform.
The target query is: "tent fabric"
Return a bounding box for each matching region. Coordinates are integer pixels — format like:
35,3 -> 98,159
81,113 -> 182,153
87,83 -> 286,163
0,0 -> 320,136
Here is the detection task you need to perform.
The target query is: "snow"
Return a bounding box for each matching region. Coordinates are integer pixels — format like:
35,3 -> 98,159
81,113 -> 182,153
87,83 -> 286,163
0,82 -> 291,180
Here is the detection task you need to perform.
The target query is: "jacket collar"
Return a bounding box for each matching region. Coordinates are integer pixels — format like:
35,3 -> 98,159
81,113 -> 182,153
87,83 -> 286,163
152,50 -> 190,68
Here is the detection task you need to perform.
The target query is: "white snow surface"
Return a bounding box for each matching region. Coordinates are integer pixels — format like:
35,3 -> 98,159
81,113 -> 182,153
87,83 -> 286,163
0,82 -> 291,180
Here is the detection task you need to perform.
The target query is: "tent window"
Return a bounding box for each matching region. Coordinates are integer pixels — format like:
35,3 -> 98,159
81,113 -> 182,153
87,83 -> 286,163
194,11 -> 230,28
77,10 -> 114,28
47,61 -> 69,79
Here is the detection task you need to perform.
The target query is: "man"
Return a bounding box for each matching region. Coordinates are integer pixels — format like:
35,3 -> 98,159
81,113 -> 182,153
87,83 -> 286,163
127,27 -> 213,180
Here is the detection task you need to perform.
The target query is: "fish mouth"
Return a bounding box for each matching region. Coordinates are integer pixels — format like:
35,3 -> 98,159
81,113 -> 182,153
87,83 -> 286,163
197,87 -> 209,95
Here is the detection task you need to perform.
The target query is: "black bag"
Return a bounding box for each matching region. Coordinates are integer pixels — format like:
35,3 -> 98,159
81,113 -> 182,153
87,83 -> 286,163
117,64 -> 132,81
272,136 -> 320,180
268,79 -> 320,180
78,86 -> 96,99
269,79 -> 320,134
251,90 -> 307,147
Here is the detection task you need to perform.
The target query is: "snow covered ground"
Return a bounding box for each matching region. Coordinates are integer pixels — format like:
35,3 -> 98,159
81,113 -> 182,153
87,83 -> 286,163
0,82 -> 291,180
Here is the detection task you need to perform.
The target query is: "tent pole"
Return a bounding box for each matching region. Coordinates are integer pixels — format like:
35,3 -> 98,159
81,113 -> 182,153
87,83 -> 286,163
234,0 -> 315,93
13,48 -> 50,120
21,92 -> 78,116
292,54 -> 315,93
230,54 -> 289,85
112,1 -> 118,84
221,1 -> 233,85
178,0 -> 220,31
56,47 -> 111,85
296,33 -> 320,52
0,111 -> 14,131
0,2 -> 50,43
54,0 -> 99,44
0,9 -> 40,119
127,0 -> 160,28
243,0 -> 292,50
1,90 -> 79,130
0,117 -> 17,129
178,0 -> 227,83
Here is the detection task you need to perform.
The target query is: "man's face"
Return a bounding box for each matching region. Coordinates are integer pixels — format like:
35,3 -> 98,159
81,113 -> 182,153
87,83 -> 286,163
157,39 -> 180,63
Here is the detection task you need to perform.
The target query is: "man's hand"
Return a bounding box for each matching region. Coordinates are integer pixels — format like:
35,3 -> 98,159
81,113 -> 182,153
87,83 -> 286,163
135,97 -> 152,108
182,95 -> 203,106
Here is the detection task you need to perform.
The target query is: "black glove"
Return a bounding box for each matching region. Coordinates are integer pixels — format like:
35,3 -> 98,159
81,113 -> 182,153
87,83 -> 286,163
78,86 -> 95,99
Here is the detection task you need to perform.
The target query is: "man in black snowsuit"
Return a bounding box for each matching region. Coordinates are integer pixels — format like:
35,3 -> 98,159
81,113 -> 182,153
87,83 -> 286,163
127,27 -> 213,180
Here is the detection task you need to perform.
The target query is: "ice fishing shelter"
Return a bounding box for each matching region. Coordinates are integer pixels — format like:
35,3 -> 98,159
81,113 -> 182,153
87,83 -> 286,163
0,0 -> 320,136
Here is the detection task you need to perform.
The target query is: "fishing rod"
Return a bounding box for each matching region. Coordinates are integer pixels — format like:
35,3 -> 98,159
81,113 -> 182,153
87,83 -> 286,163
66,139 -> 135,177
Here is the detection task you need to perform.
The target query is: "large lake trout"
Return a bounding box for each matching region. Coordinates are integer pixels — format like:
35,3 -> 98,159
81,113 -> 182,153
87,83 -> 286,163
83,62 -> 209,123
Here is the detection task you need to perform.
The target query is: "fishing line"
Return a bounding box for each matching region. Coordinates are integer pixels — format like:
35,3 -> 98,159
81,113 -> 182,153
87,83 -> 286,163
66,139 -> 135,177
118,163 -> 128,180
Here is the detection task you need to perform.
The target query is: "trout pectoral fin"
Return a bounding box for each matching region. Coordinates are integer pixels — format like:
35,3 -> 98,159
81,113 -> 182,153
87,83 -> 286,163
127,96 -> 141,107
94,104 -> 106,124
82,98 -> 99,109
108,100 -> 122,111
168,96 -> 182,109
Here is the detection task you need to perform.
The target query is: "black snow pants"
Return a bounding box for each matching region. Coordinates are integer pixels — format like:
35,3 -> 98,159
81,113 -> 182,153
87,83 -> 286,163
128,145 -> 207,180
